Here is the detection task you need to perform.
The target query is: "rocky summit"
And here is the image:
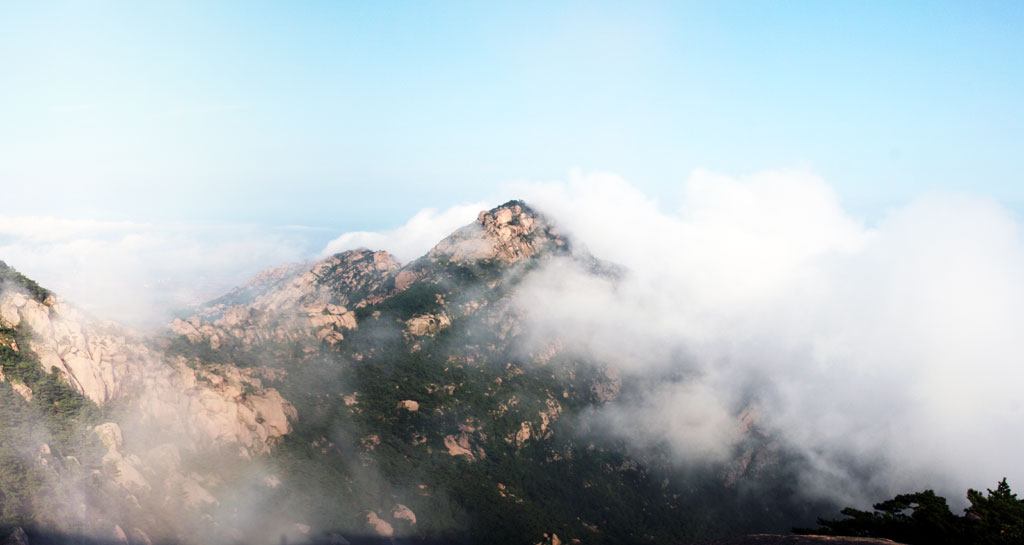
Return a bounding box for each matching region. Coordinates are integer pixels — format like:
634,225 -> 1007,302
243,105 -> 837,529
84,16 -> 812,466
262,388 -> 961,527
0,202 -> 837,545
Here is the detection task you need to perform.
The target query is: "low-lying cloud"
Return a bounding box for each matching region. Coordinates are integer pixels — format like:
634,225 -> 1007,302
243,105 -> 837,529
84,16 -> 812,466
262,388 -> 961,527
0,217 -> 313,327
320,202 -> 488,263
0,201 -> 485,328
509,169 -> 1024,507
5,168 -> 1021,510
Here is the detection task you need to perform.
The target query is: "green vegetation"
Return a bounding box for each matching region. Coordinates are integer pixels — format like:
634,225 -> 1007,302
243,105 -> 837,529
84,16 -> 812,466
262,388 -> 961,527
251,256 -> 825,544
0,323 -> 106,537
799,479 -> 1024,544
0,326 -> 103,453
0,260 -> 51,303
19,241 -> 1020,544
355,280 -> 445,320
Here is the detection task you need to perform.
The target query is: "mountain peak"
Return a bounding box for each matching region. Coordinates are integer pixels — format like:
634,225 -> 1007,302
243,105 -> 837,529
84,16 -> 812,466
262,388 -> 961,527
429,199 -> 569,264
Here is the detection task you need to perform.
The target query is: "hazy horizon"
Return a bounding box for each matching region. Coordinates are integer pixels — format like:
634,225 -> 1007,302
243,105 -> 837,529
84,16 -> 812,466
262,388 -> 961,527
3,1 -> 1024,325
2,4 -> 1023,533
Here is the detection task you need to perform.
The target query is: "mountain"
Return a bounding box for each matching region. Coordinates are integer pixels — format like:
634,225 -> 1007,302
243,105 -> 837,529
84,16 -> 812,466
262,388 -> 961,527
0,202 -> 831,545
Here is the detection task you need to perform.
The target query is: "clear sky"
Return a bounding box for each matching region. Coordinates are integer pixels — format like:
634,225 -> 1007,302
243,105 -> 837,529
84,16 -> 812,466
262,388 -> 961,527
2,1 -> 1022,230
2,1 -> 1024,324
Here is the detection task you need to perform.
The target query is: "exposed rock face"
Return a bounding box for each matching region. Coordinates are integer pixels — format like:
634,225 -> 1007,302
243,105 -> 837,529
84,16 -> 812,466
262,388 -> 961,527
427,201 -> 568,264
392,504 -> 416,525
592,365 -> 621,402
365,512 -> 394,537
535,533 -> 562,545
173,249 -> 398,352
132,361 -> 296,454
444,434 -> 475,459
397,399 -> 420,412
723,406 -> 781,487
508,398 -> 561,448
0,291 -> 141,405
512,421 -> 532,447
0,279 -> 298,544
405,312 -> 451,337
94,422 -> 151,493
10,381 -> 32,402
0,200 -> 821,545
0,288 -> 295,455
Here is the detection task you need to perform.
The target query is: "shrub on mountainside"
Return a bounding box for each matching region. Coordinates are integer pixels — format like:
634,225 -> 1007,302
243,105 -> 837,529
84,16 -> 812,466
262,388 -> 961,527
0,320 -> 108,536
799,479 -> 1024,544
0,261 -> 51,303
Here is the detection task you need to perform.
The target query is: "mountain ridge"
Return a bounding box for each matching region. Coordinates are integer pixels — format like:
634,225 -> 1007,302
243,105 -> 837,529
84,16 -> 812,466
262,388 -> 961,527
0,200 -> 824,545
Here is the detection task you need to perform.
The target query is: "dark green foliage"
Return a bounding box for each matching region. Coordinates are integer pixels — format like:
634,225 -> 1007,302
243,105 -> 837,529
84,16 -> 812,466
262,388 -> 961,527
164,334 -> 230,365
0,315 -> 109,536
261,280 -> 820,543
192,250 -> 825,543
0,261 -> 51,303
357,281 -> 445,320
965,479 -> 1024,545
800,490 -> 961,544
801,479 -> 1024,545
0,326 -> 103,454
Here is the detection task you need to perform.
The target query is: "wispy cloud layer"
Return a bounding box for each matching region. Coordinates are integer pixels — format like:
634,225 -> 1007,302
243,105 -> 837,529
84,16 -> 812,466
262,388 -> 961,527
510,170 -> 1024,506
4,168 -> 1021,510
320,202 -> 488,263
0,217 -> 310,327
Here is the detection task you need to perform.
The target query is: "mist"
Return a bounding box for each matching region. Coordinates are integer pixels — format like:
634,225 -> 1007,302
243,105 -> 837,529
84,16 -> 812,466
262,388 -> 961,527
0,217 -> 319,328
503,169 -> 1024,508
5,166 -> 1022,517
320,202 -> 489,263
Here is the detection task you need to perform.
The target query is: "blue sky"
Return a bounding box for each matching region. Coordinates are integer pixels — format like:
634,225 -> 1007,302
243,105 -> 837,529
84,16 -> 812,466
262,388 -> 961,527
2,1 -> 1024,324
3,2 -> 1024,498
2,1 -> 1022,231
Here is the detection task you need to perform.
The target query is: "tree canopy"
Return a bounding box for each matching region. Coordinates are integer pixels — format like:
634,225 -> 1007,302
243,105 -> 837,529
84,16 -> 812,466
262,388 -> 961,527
799,478 -> 1024,545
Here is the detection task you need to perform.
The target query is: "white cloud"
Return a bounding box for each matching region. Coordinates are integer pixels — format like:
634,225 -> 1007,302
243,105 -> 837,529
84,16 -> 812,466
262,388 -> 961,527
0,217 -> 310,327
512,169 -> 1024,506
5,168 -> 1021,509
319,202 -> 488,263
0,200 -> 489,328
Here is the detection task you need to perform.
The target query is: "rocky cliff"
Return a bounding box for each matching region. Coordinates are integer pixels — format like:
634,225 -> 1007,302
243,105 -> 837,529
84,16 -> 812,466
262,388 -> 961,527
0,262 -> 297,544
0,288 -> 294,454
0,201 -> 824,545
171,249 -> 398,351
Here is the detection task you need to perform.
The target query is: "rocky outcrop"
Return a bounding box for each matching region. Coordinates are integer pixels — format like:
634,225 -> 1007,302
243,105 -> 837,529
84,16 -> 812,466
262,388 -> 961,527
427,201 -> 569,264
723,406 -> 781,487
365,512 -> 394,537
0,278 -> 299,544
132,361 -> 296,455
405,312 -> 451,336
10,381 -> 32,402
94,422 -> 151,493
0,291 -> 142,405
392,504 -> 416,525
0,287 -> 295,455
397,399 -> 420,412
444,434 -> 475,459
508,398 -> 561,448
174,249 -> 398,352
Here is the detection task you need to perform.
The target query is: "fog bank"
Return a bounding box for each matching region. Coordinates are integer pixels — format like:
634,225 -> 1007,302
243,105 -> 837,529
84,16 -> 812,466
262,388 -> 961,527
509,169 -> 1024,507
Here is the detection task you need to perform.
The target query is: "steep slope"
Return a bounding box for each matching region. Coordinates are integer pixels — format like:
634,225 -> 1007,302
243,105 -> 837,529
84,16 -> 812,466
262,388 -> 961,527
1,201 -> 830,545
170,249 -> 399,350
0,262 -> 297,544
161,201 -> 816,544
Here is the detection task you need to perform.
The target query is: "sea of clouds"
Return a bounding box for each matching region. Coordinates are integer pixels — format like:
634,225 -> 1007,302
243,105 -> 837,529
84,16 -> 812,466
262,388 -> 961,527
5,168 -> 1022,509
